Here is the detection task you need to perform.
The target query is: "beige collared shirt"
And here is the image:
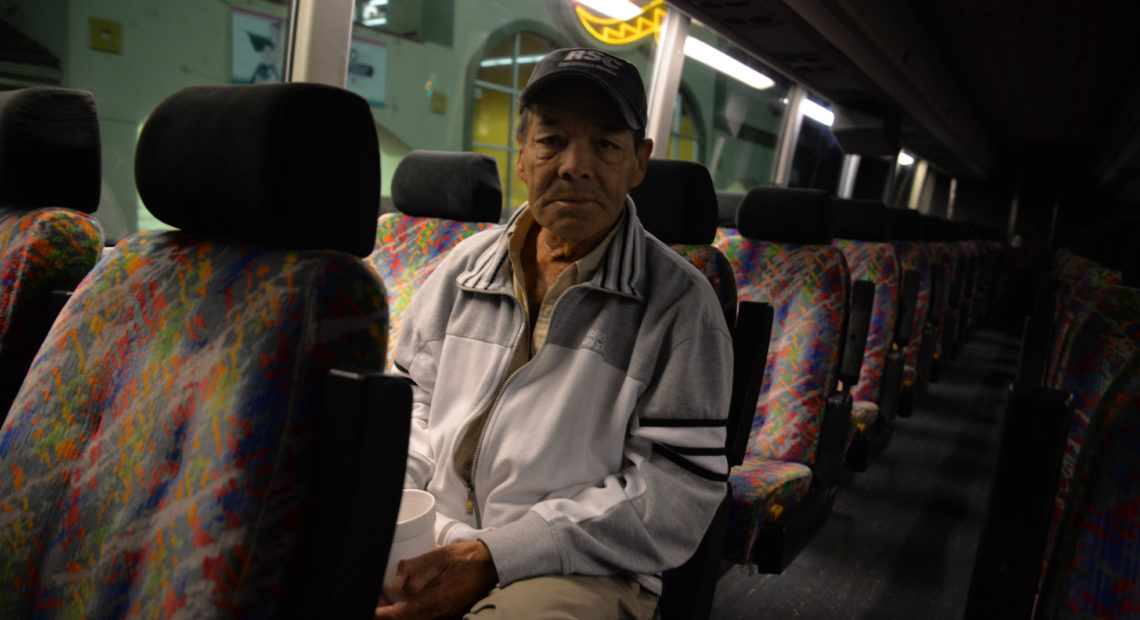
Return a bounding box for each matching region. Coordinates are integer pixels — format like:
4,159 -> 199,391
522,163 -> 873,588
506,206 -> 625,362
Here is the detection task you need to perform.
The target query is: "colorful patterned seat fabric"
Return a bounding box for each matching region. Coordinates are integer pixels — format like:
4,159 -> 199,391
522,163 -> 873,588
1040,285 -> 1140,592
1046,252 -> 1124,384
886,208 -> 931,389
723,458 -> 813,564
847,400 -> 880,449
0,87 -> 104,418
671,244 -> 737,329
364,150 -> 501,369
832,239 -> 899,405
715,187 -> 848,564
1038,354 -> 1140,619
0,83 -> 399,618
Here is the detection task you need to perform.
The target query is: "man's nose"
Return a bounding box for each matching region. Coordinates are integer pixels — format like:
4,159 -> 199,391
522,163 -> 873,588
557,140 -> 594,179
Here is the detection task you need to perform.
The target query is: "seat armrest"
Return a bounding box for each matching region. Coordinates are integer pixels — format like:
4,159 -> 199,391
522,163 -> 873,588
929,264 -> 948,322
1016,283 -> 1058,387
838,281 -> 875,389
812,391 -> 852,491
894,269 -> 919,346
878,348 -> 904,424
965,384 -> 1071,619
285,371 -> 412,619
727,301 -> 773,467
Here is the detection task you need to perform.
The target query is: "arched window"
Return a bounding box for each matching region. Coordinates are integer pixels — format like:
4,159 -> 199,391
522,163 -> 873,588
469,30 -> 560,211
667,86 -> 704,162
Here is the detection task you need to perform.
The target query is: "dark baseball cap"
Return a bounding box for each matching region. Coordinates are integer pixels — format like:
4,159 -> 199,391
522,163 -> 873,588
518,48 -> 647,131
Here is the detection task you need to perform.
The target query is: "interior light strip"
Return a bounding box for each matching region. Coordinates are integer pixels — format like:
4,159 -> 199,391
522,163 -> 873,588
800,98 -> 834,126
479,54 -> 548,68
683,37 -> 774,90
576,0 -> 642,20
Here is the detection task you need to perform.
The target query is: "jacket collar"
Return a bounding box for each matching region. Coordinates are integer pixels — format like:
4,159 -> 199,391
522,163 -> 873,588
456,196 -> 645,301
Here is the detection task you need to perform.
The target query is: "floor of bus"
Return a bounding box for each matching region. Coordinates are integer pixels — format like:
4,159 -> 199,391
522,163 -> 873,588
711,326 -> 1019,619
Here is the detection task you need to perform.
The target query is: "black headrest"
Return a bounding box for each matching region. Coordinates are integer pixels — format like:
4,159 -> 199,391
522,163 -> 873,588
919,214 -> 945,242
833,198 -> 887,241
0,87 -> 100,213
135,83 -> 380,257
885,207 -> 921,241
629,159 -> 717,244
737,187 -> 834,244
716,190 -> 744,229
391,150 -> 502,223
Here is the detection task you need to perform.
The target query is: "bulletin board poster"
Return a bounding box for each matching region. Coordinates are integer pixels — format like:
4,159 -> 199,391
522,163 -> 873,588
347,37 -> 386,107
232,8 -> 286,84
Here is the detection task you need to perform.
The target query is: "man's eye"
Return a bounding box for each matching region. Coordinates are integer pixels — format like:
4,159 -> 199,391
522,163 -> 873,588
537,136 -> 561,146
600,140 -> 621,150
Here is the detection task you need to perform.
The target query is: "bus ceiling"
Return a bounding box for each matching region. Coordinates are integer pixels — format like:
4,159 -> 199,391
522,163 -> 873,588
667,0 -> 1140,191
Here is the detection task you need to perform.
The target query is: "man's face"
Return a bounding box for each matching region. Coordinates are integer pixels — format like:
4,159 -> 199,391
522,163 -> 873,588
516,81 -> 652,244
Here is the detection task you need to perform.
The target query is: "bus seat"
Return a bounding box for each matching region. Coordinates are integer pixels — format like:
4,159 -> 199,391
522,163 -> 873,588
1046,251 -> 1124,384
0,83 -> 410,619
967,284 -> 1140,617
714,187 -> 851,572
886,207 -> 932,416
363,150 -> 501,369
833,198 -> 900,471
921,214 -> 961,379
1042,285 -> 1140,574
632,159 -> 765,619
632,159 -> 737,329
0,87 -> 104,420
1037,352 -> 1140,619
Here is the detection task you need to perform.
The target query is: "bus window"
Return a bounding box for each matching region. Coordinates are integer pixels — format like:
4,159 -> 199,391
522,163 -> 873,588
354,0 -> 660,215
676,21 -> 789,192
789,99 -> 844,194
2,0 -> 295,240
665,87 -> 704,163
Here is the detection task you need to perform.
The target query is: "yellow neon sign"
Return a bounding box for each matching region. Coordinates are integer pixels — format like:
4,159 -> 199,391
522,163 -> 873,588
575,0 -> 667,46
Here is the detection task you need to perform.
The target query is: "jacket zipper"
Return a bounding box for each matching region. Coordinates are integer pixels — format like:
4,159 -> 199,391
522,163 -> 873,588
461,283 -> 583,528
462,314 -> 526,528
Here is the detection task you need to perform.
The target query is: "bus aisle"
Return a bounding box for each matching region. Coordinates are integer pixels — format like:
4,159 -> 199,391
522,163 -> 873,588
711,327 -> 1019,619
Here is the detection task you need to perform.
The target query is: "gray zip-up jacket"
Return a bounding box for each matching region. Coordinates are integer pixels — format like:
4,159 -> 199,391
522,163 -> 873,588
393,200 -> 732,594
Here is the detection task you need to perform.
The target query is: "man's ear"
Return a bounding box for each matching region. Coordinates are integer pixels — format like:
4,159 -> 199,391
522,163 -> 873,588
516,140 -> 527,183
629,138 -> 653,188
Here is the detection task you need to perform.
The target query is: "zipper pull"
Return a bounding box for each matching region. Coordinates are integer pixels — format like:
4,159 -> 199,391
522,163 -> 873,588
466,486 -> 475,516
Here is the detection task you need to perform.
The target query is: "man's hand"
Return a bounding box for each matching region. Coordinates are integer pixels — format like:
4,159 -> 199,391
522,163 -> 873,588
375,540 -> 498,620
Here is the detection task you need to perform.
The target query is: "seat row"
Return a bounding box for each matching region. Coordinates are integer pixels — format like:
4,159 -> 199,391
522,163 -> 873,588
0,85 -> 413,616
360,150 -> 1009,616
0,83 -> 1009,617
967,247 -> 1139,619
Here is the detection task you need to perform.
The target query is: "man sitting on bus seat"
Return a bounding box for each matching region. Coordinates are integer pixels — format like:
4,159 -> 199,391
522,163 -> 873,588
375,48 -> 732,620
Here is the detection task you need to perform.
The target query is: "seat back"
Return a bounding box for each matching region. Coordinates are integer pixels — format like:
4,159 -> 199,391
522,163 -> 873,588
1046,251 -> 1124,383
363,150 -> 500,369
886,208 -> 931,379
0,84 -> 406,618
1038,353 -> 1140,619
631,159 -> 737,330
833,199 -> 899,405
632,159 -> 747,620
715,187 -> 849,467
0,87 -> 104,417
1041,285 -> 1140,589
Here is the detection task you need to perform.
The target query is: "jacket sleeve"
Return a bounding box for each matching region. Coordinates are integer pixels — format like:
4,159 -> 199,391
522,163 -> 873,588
391,257 -> 455,491
477,312 -> 733,585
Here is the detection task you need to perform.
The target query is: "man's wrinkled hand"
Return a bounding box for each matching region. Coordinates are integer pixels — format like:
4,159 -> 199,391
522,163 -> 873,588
375,540 -> 498,620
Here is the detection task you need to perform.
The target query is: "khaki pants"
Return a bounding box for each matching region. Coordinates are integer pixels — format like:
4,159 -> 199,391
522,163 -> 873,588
464,575 -> 658,620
